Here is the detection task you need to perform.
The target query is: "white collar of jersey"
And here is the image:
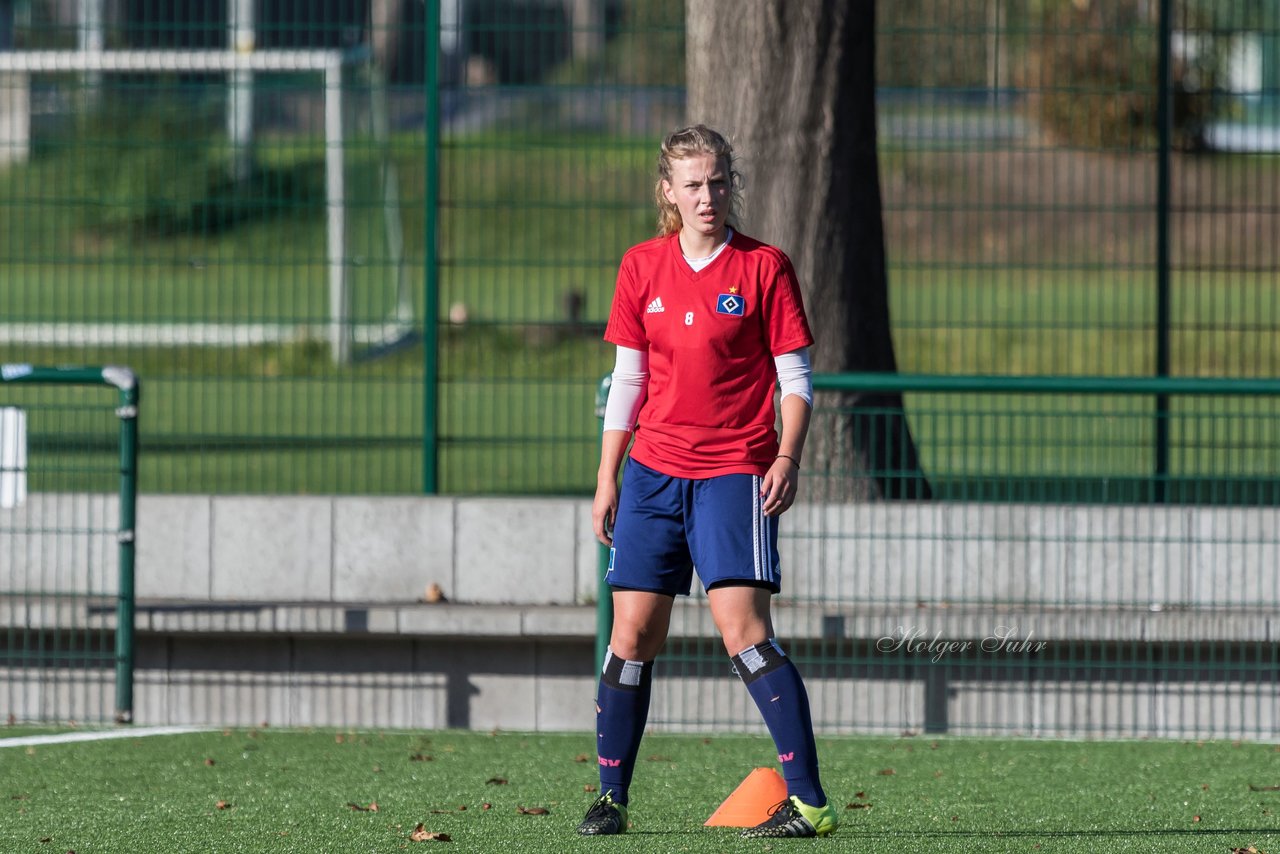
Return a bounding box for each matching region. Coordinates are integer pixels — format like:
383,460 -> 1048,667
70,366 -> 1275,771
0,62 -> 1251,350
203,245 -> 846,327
683,228 -> 733,271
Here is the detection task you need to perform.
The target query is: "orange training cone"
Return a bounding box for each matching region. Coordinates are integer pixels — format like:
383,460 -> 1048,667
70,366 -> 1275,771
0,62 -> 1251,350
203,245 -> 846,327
704,767 -> 788,827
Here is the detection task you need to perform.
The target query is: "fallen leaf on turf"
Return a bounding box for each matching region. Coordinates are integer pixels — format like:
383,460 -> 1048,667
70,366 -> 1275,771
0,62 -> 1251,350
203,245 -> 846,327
485,777 -> 508,785
1192,815 -> 1201,822
853,791 -> 867,799
574,753 -> 591,763
411,754 -> 434,762
879,768 -> 896,776
584,785 -> 597,793
482,803 -> 492,810
1249,784 -> 1280,792
517,806 -> 550,815
409,823 -> 450,842
203,758 -> 215,766
215,801 -> 233,810
845,802 -> 873,810
347,802 -> 379,812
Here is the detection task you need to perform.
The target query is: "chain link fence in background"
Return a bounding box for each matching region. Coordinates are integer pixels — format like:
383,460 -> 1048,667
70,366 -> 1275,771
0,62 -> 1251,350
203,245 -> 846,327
0,366 -> 138,724
3,1 -> 1274,494
651,374 -> 1279,738
1,1 -> 1277,735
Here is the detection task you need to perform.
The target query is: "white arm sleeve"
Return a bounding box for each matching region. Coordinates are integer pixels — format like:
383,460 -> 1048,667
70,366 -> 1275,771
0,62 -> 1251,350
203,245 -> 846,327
775,347 -> 813,407
602,346 -> 648,432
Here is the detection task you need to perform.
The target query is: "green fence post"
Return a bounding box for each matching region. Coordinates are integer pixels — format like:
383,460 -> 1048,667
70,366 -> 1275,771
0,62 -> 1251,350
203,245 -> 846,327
421,0 -> 441,495
1154,0 -> 1174,503
594,374 -> 613,671
1,365 -> 141,724
106,367 -> 139,725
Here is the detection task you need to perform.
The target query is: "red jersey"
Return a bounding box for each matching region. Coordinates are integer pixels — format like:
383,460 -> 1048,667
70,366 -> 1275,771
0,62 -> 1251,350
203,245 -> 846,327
604,232 -> 814,479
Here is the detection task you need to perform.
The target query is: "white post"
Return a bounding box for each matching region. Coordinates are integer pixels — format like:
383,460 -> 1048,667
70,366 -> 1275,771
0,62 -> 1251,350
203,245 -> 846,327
228,0 -> 255,183
567,0 -> 604,62
325,56 -> 350,364
0,407 -> 26,509
78,0 -> 104,107
440,0 -> 461,54
987,0 -> 1005,106
0,69 -> 29,167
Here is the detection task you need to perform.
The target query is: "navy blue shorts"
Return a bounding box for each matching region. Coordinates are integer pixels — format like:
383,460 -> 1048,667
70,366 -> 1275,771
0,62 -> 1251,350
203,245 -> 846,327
607,458 -> 781,596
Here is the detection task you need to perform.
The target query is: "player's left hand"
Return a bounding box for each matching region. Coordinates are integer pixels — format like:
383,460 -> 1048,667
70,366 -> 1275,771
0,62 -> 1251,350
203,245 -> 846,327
760,456 -> 799,516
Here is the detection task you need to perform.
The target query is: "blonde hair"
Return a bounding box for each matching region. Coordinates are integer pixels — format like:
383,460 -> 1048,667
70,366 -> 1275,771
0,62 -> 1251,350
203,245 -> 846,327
654,124 -> 744,236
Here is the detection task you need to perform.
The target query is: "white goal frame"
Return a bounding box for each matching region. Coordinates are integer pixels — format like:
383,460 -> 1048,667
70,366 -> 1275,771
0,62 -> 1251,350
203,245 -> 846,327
0,48 -> 410,364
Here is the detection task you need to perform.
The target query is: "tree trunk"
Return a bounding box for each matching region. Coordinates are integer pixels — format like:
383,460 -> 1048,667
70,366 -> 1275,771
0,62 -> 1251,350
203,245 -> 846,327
686,0 -> 931,500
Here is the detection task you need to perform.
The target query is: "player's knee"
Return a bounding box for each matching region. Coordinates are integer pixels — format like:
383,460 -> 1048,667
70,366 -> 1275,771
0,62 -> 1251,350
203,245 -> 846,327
609,622 -> 666,661
718,625 -> 770,657
713,610 -> 770,654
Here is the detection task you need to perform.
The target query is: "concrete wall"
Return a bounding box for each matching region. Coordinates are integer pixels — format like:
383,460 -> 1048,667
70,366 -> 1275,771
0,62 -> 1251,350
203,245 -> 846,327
135,495 -> 603,605
8,494 -> 1276,610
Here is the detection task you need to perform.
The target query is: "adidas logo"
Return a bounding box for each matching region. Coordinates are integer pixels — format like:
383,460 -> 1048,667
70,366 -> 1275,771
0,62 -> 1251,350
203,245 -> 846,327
646,297 -> 665,314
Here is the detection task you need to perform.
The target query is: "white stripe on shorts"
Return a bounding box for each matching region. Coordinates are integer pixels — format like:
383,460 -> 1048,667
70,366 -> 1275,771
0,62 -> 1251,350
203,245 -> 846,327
751,475 -> 762,581
750,474 -> 777,584
761,511 -> 773,584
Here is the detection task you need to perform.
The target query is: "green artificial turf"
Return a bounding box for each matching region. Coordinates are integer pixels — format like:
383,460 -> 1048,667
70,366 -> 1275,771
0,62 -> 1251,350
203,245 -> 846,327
0,728 -> 1277,852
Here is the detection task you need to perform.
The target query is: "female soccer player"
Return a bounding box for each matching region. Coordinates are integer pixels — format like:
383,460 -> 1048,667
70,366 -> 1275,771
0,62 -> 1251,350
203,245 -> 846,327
577,125 -> 838,839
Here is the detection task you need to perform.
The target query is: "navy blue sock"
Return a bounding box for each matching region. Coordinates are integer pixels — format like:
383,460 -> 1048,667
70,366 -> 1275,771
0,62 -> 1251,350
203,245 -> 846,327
594,648 -> 654,806
733,640 -> 827,807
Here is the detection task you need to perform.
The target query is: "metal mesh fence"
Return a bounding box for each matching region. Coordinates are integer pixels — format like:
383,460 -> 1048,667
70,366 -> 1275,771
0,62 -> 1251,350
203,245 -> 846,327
432,0 -> 682,494
879,1 -> 1280,379
649,375 -> 1280,738
0,366 -> 138,724
1,2 -> 1277,492
1,1 -> 1278,736
1,2 -> 427,494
